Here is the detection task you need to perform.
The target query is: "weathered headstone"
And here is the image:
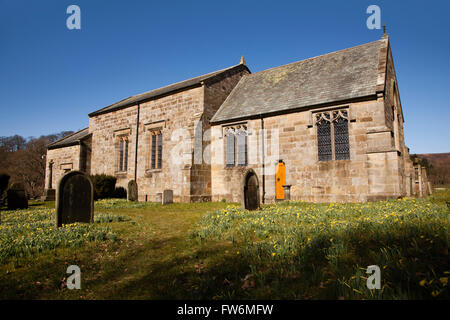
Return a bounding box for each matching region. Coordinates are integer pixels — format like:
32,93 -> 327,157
282,185 -> 292,201
127,180 -> 138,201
43,188 -> 56,201
155,192 -> 162,203
56,171 -> 93,227
242,170 -> 260,210
162,189 -> 173,204
7,182 -> 28,210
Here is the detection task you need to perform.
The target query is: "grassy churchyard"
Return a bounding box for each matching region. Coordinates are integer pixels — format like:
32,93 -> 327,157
0,191 -> 449,300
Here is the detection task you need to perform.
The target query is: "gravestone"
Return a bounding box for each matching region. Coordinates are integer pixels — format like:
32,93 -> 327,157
242,170 -> 260,210
162,189 -> 173,204
43,188 -> 56,201
155,192 -> 162,203
127,180 -> 138,202
56,171 -> 93,227
7,182 -> 28,210
282,185 -> 292,201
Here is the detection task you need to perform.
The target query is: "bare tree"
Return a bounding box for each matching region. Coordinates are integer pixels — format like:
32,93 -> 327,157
0,131 -> 74,198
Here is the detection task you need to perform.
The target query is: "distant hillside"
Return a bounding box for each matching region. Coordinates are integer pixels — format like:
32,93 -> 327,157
414,153 -> 450,187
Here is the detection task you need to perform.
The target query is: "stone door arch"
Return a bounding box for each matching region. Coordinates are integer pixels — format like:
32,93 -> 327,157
241,169 -> 260,210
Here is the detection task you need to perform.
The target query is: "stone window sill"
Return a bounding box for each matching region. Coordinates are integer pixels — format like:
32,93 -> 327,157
115,171 -> 127,177
145,169 -> 162,174
318,159 -> 351,163
224,165 -> 248,169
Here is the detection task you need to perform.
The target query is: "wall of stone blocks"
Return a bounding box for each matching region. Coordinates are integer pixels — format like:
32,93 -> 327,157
89,87 -> 204,202
137,87 -> 206,202
81,135 -> 92,175
45,145 -> 80,189
211,97 -> 412,203
189,68 -> 250,202
383,42 -> 414,197
87,66 -> 248,203
89,105 -> 138,189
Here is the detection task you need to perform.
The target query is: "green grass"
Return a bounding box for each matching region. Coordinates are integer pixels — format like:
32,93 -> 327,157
0,193 -> 448,300
193,195 -> 449,299
0,207 -> 119,264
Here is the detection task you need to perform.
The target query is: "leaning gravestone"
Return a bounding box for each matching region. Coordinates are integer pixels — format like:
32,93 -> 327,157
7,182 -> 28,210
162,189 -> 173,204
127,180 -> 138,202
56,171 -> 93,227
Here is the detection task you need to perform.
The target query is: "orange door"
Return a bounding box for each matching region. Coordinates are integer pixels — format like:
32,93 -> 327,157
275,161 -> 286,200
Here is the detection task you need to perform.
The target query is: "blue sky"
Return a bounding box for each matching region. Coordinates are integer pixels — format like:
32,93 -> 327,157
0,0 -> 449,153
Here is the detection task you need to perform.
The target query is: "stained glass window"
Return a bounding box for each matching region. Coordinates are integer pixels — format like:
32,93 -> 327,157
334,117 -> 350,160
316,110 -> 350,161
317,118 -> 332,161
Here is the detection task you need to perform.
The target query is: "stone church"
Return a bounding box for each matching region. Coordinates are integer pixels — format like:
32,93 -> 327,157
44,34 -> 430,204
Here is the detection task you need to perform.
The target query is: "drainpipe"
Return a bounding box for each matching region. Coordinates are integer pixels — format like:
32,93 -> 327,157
260,114 -> 265,204
78,140 -> 85,172
134,103 -> 140,182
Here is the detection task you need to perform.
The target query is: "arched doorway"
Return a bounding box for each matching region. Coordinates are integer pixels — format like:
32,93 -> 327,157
241,169 -> 260,210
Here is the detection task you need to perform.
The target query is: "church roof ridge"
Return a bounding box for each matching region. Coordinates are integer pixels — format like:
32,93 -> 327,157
211,39 -> 386,124
88,63 -> 250,117
47,127 -> 90,150
247,39 -> 384,78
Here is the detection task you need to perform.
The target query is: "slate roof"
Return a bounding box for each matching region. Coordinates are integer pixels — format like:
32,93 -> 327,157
47,127 -> 90,150
88,63 -> 250,117
211,39 -> 385,124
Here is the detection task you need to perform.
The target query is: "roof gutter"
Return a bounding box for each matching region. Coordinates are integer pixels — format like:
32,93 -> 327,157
88,64 -> 251,118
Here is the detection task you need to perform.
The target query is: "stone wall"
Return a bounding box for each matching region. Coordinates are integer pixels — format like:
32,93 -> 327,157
381,39 -> 414,198
45,145 -> 80,189
88,66 -> 248,202
89,87 -> 203,202
189,68 -> 250,202
211,96 -> 412,203
81,135 -> 92,174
